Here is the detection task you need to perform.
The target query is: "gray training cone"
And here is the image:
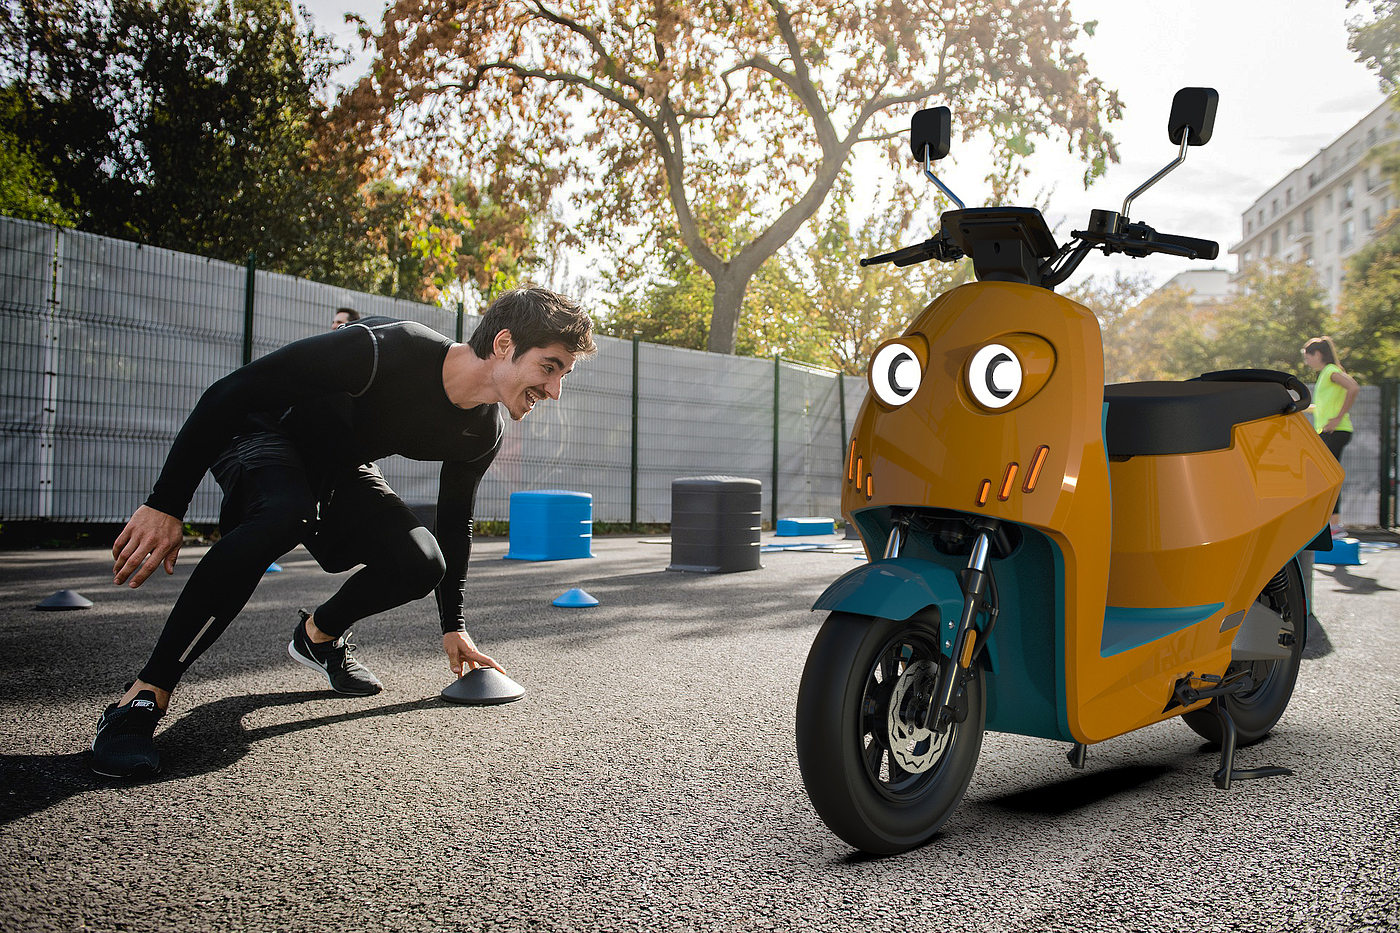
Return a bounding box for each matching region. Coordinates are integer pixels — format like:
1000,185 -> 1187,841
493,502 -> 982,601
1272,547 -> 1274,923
36,589 -> 93,610
440,667 -> 526,705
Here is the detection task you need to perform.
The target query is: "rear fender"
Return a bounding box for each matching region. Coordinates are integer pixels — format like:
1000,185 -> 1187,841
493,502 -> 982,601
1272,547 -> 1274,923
812,558 -> 966,659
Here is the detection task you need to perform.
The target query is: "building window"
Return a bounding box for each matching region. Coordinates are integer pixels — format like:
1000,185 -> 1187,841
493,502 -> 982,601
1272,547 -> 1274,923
1247,219 -> 1253,234
1303,243 -> 1314,263
1343,181 -> 1355,210
1325,266 -> 1334,288
1325,230 -> 1333,251
1243,249 -> 1252,266
1270,230 -> 1280,254
1364,207 -> 1373,230
1272,198 -> 1279,217
1286,187 -> 1294,206
1326,194 -> 1334,214
1303,207 -> 1314,231
1341,218 -> 1355,251
1286,219 -> 1295,238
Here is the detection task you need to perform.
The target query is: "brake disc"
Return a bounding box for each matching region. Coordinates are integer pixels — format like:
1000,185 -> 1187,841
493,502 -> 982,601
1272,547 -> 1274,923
886,659 -> 953,773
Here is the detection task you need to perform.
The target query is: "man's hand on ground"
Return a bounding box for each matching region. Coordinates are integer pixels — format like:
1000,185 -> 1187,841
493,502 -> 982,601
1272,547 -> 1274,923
444,631 -> 505,676
112,505 -> 183,588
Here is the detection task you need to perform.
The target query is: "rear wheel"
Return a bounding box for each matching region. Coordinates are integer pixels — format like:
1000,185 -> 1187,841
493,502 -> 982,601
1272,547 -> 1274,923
1182,560 -> 1306,746
795,611 -> 985,854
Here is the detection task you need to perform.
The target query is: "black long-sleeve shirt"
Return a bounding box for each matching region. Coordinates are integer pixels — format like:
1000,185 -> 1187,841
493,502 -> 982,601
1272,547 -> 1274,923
145,317 -> 503,633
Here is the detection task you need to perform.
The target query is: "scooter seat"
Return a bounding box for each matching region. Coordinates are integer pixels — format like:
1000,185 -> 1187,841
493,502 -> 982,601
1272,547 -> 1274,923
1103,380 -> 1295,456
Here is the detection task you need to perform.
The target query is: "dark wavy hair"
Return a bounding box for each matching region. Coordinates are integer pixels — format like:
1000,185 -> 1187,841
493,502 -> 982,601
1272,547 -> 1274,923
467,287 -> 596,360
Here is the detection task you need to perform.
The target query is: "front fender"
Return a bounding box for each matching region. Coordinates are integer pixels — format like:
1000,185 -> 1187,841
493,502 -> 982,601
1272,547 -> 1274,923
813,558 -> 966,656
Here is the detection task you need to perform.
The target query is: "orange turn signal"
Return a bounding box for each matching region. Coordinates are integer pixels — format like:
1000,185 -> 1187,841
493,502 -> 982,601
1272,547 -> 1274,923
1024,445 -> 1049,492
998,463 -> 1019,501
976,480 -> 992,507
847,442 -> 857,482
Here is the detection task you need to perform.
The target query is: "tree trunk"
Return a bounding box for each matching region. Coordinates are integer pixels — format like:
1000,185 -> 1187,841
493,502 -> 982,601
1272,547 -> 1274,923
706,267 -> 755,355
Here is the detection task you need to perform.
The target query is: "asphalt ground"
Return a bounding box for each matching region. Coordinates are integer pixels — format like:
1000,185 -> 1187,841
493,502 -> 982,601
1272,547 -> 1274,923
1,532 -> 1397,933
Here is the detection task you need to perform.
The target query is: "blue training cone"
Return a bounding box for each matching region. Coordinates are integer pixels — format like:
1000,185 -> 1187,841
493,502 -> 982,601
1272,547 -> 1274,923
265,562 -> 283,573
553,587 -> 599,608
1315,537 -> 1363,567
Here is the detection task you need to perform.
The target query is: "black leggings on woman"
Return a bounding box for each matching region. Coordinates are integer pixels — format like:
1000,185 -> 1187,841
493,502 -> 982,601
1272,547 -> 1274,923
1322,430 -> 1352,517
137,460 -> 446,692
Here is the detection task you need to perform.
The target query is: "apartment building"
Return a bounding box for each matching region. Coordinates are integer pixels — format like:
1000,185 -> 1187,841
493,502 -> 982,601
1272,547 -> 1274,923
1230,98 -> 1397,311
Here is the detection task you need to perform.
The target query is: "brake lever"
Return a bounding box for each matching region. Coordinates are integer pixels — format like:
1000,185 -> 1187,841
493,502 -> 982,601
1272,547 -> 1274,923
861,235 -> 964,268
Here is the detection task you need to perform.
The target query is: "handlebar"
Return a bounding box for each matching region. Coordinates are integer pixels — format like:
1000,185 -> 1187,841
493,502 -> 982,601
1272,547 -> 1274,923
861,235 -> 964,268
1152,232 -> 1219,261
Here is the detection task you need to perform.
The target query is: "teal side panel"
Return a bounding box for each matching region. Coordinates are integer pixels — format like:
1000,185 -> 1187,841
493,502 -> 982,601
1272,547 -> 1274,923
1100,603 -> 1224,657
979,528 -> 1072,742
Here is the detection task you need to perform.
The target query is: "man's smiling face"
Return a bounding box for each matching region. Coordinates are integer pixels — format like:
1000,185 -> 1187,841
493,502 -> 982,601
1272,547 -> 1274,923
493,336 -> 577,421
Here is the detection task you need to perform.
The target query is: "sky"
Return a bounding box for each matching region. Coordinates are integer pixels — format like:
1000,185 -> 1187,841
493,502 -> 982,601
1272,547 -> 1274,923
299,0 -> 1387,289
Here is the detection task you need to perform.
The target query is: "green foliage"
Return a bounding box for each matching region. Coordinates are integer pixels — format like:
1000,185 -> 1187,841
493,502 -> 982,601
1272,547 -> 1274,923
1338,210 -> 1400,381
0,87 -> 74,224
0,0 -> 538,303
1186,262 -> 1329,378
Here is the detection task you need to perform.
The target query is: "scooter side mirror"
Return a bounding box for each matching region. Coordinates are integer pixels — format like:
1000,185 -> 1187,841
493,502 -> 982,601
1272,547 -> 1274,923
911,107 -> 952,162
1168,87 -> 1218,147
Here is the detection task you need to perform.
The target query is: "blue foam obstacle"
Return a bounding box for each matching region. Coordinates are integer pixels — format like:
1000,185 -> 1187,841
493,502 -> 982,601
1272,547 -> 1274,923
504,490 -> 594,561
36,589 -> 93,610
265,562 -> 283,573
1315,536 -> 1363,567
776,516 -> 835,537
440,667 -> 526,705
552,587 -> 599,608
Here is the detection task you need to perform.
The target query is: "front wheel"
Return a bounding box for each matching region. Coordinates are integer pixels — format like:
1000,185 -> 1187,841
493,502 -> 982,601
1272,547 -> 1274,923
1182,560 -> 1306,746
795,611 -> 985,854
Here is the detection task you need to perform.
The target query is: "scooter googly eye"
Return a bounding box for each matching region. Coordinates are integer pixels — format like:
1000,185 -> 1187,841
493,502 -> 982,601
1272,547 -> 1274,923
967,343 -> 1022,409
797,87 -> 1344,856
869,341 -> 924,407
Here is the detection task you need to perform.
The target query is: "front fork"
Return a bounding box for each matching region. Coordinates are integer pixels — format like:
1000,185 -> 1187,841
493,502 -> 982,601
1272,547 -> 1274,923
884,516 -> 998,734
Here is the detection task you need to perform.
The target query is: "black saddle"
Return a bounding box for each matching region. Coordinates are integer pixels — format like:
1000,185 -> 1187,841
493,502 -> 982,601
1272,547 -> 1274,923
1103,370 -> 1308,457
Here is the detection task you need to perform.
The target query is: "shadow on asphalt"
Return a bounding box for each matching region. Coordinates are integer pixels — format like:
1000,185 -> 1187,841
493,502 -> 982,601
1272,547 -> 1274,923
1316,564 -> 1397,595
0,690 -> 437,826
981,764 -> 1174,815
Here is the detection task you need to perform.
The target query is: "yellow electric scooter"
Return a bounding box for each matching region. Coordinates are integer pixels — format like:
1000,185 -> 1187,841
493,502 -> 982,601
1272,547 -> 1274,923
795,89 -> 1344,854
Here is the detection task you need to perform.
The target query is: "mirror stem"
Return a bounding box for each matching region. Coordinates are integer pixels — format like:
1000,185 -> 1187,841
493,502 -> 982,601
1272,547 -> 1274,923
924,148 -> 965,211
1120,134 -> 1190,220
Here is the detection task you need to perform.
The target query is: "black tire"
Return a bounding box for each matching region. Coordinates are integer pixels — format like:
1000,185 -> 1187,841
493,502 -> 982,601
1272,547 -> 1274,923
1182,560 -> 1306,746
795,611 -> 985,854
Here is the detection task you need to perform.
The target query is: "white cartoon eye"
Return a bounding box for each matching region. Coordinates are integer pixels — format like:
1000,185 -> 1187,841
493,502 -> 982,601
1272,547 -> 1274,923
968,343 -> 1023,409
870,342 -> 923,407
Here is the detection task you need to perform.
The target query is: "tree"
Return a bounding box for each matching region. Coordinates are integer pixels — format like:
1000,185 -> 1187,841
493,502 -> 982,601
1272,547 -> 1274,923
0,0 -> 534,302
345,0 -> 1121,353
1178,262 -> 1328,379
1338,210 -> 1400,381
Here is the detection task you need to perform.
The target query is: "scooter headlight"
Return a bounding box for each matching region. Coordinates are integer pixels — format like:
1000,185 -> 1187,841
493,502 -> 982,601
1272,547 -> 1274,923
869,336 -> 928,408
964,334 -> 1057,413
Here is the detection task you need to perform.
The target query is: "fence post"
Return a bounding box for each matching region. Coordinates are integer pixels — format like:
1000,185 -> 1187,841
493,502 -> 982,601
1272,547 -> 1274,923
838,371 -> 848,460
631,335 -> 640,532
772,353 -> 780,529
1382,380 -> 1398,529
242,252 -> 256,365
456,298 -> 465,343
38,225 -> 64,518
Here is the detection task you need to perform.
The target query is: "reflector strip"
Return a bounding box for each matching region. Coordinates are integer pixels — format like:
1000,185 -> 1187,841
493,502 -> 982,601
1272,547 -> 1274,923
976,480 -> 991,507
864,474 -> 873,499
847,442 -> 857,481
856,456 -> 863,482
998,463 -> 1019,501
1024,445 -> 1050,492
960,632 -> 977,669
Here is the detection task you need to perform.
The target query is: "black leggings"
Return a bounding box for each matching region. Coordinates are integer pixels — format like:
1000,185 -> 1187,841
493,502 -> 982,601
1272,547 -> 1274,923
137,462 -> 446,692
1322,430 -> 1352,517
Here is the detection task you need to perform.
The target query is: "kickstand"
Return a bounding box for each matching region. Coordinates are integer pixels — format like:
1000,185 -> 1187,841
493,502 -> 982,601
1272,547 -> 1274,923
1211,700 -> 1293,790
1066,742 -> 1088,770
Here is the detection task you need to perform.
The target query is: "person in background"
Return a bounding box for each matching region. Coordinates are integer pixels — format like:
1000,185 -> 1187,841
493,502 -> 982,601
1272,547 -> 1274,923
332,307 -> 360,330
1302,335 -> 1360,537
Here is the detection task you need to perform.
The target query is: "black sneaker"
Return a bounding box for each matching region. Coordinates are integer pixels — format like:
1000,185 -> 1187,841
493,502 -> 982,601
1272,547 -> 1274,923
91,689 -> 164,778
288,610 -> 383,696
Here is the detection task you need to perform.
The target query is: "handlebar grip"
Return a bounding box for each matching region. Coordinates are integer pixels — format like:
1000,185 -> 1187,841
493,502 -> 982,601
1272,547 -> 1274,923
1153,232 -> 1219,260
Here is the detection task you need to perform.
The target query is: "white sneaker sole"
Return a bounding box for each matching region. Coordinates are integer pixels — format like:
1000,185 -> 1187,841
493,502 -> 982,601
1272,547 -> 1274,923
287,640 -> 382,695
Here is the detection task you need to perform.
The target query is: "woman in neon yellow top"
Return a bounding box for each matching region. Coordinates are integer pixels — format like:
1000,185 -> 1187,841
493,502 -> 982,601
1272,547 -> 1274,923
1303,336 -> 1360,534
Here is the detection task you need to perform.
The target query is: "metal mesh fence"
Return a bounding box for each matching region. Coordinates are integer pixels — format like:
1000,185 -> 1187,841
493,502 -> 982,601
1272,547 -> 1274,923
0,217 -> 860,525
6,214 -> 1391,530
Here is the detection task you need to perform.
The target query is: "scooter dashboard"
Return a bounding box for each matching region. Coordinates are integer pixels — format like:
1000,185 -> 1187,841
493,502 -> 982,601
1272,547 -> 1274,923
940,207 -> 1058,286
